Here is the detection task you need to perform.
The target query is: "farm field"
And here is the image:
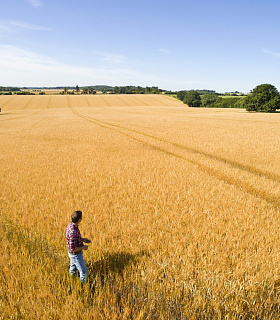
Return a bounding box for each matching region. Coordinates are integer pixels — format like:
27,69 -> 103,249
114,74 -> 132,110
1,94 -> 280,319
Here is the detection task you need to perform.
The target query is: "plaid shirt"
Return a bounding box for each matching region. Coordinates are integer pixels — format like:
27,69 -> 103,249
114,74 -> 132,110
66,222 -> 83,253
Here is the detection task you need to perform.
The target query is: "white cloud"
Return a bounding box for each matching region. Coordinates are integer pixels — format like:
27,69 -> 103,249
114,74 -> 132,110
158,49 -> 171,54
9,20 -> 51,31
0,45 -> 146,87
25,0 -> 43,7
0,24 -> 11,32
93,51 -> 125,64
263,48 -> 280,58
0,45 -> 204,90
0,45 -> 58,66
0,20 -> 51,33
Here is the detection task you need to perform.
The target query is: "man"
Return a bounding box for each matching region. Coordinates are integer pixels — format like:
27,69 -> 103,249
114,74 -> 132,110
66,210 -> 91,283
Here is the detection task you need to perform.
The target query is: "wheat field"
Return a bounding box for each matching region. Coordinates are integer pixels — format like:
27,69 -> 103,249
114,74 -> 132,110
1,94 -> 280,319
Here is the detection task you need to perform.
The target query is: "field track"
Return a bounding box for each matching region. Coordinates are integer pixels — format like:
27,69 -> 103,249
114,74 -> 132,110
70,106 -> 280,209
1,94 -> 279,215
1,94 -> 280,318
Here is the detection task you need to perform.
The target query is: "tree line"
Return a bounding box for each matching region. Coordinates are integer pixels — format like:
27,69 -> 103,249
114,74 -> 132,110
177,91 -> 244,108
61,85 -> 163,94
0,86 -> 20,92
0,90 -> 35,95
177,84 -> 280,112
112,86 -> 162,94
1,83 -> 279,112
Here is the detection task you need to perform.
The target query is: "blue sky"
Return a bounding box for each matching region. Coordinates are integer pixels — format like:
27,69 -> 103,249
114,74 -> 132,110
1,0 -> 280,92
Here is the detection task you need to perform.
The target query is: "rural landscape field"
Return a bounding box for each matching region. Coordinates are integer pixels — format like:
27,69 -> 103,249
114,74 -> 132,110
1,94 -> 280,319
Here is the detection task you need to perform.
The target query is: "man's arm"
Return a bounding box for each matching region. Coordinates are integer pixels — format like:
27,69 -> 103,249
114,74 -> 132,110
72,245 -> 88,253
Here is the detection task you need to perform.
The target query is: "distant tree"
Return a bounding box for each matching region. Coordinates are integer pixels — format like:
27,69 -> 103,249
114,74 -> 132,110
88,88 -> 96,94
16,91 -> 35,95
201,93 -> 218,108
244,84 -> 280,112
75,85 -> 80,93
151,86 -> 159,94
0,86 -> 20,92
87,85 -> 114,92
213,96 -> 244,108
177,91 -> 187,101
183,90 -> 202,107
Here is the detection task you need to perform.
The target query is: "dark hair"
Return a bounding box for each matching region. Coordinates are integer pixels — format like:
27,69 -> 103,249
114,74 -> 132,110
71,210 -> 82,223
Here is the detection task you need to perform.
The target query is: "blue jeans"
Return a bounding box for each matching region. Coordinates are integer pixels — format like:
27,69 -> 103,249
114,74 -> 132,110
68,251 -> 88,283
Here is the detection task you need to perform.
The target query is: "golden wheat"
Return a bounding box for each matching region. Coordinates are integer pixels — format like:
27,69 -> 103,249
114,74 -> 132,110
1,95 -> 280,319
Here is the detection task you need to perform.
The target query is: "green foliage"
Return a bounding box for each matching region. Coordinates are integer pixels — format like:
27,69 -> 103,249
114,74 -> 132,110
177,90 -> 216,103
81,87 -> 96,94
201,93 -> 219,108
16,91 -> 35,95
0,92 -> 12,95
81,85 -> 114,93
197,89 -> 216,94
179,91 -> 245,109
244,84 -> 280,112
214,96 -> 245,108
113,86 -> 161,94
177,91 -> 187,101
85,85 -> 114,92
0,86 -> 20,92
164,91 -> 177,95
183,90 -> 202,107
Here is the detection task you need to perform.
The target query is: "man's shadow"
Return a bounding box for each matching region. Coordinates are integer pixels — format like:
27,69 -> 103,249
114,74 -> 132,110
86,251 -> 148,289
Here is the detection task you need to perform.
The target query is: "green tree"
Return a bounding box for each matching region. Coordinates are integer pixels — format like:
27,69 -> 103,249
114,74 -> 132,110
201,93 -> 218,108
177,91 -> 186,101
183,90 -> 202,107
75,85 -> 80,93
214,96 -> 245,108
88,88 -> 96,94
244,84 -> 280,112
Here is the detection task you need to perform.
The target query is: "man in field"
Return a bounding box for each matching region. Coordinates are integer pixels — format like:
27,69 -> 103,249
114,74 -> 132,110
66,210 -> 91,283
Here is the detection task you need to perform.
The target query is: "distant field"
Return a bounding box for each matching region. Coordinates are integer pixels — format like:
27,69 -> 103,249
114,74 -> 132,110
0,94 -> 181,110
1,95 -> 280,319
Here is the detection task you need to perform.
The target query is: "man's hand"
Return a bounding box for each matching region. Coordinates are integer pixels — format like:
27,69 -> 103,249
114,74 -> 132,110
82,238 -> 91,244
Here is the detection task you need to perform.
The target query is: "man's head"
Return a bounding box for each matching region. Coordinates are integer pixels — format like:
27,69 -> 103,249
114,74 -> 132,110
72,210 -> 83,224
